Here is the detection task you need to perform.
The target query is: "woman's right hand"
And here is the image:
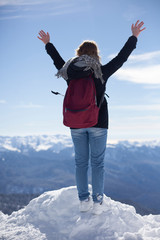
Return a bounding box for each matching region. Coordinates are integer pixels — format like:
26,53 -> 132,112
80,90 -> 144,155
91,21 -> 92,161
37,30 -> 50,44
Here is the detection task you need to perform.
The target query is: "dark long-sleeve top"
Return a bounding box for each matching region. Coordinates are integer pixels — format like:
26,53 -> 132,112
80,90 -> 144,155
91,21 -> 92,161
45,36 -> 137,129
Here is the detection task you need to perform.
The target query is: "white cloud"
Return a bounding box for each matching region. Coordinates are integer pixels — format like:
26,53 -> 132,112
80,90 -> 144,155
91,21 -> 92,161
115,64 -> 160,85
0,0 -> 52,6
129,51 -> 160,62
15,102 -> 44,108
0,0 -> 88,20
0,14 -> 22,20
112,104 -> 160,111
109,50 -> 160,63
109,50 -> 160,85
0,100 -> 6,104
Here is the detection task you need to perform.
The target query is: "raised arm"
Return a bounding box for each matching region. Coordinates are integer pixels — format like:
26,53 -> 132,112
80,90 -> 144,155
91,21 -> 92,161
37,30 -> 65,70
102,20 -> 146,82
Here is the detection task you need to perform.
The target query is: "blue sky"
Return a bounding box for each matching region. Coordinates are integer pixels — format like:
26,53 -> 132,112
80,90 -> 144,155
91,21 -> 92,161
0,0 -> 160,142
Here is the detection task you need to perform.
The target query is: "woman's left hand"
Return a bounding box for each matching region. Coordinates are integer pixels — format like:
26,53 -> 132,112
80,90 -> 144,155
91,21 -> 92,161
131,20 -> 146,37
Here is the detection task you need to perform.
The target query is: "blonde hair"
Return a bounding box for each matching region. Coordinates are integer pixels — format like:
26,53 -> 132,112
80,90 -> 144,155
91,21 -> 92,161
76,40 -> 101,61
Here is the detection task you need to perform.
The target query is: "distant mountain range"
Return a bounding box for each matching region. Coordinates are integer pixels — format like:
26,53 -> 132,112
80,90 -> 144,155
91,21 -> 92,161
0,135 -> 160,215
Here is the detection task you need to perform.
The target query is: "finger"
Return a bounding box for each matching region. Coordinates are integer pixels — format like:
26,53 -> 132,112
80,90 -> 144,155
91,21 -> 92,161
39,32 -> 46,38
39,30 -> 44,35
38,33 -> 44,38
40,30 -> 45,33
131,23 -> 134,30
135,20 -> 139,27
140,27 -> 146,32
38,32 -> 42,36
138,21 -> 144,28
39,30 -> 46,38
40,30 -> 46,35
37,36 -> 43,41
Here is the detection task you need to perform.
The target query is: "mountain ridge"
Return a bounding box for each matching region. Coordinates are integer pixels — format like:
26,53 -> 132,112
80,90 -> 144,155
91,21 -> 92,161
0,135 -> 160,153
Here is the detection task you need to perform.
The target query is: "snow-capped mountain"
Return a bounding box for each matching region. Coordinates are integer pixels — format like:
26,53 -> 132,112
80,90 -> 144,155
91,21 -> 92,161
0,135 -> 72,153
0,186 -> 160,240
0,135 -> 160,215
0,135 -> 160,153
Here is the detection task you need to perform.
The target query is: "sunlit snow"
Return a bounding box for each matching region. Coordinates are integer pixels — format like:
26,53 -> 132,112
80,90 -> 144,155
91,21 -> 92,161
0,186 -> 160,240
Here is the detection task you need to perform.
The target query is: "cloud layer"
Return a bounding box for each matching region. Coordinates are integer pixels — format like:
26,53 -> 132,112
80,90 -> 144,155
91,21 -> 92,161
15,102 -> 44,108
0,0 -> 87,20
0,0 -> 51,6
110,50 -> 160,85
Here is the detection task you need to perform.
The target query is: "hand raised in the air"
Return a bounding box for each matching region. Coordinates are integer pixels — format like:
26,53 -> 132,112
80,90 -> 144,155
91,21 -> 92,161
131,20 -> 146,37
37,30 -> 50,44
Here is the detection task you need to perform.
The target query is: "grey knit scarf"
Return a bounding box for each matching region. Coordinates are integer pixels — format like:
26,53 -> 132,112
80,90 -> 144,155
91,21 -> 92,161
56,54 -> 104,84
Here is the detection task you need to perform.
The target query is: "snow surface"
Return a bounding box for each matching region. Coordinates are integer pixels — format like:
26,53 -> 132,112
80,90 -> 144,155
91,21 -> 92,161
0,186 -> 160,240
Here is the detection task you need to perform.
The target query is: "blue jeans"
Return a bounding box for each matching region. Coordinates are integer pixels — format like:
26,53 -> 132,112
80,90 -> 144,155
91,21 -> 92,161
71,127 -> 107,203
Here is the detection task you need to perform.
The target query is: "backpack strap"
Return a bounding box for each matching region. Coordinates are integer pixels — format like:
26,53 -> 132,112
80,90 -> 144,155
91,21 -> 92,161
98,85 -> 109,108
51,91 -> 64,97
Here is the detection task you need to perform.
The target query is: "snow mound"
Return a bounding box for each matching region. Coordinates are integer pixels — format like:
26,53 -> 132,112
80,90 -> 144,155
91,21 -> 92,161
0,186 -> 160,240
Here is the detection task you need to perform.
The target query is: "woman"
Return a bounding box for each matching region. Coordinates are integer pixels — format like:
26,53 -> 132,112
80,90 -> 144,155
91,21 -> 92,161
38,20 -> 145,215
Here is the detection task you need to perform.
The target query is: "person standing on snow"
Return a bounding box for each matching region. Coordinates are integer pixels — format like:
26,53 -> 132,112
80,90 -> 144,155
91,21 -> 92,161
38,20 -> 145,215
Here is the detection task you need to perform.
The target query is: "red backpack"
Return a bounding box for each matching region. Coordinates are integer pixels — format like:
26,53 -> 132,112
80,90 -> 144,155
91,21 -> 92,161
63,75 -> 100,128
